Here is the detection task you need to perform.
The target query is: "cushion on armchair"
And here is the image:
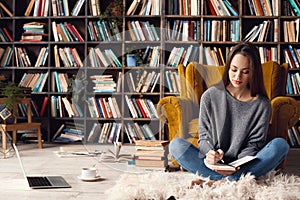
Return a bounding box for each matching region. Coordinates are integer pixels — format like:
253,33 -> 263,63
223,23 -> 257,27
262,62 -> 288,99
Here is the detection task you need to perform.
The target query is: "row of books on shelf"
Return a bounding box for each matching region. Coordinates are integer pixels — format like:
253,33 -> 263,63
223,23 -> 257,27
18,72 -> 49,93
0,45 -> 82,68
127,0 -> 161,16
0,0 -> 99,17
24,0 -> 97,17
125,123 -> 156,143
126,70 -> 160,93
86,96 -> 121,119
125,95 -> 158,119
19,47 -> 48,68
283,19 -> 300,43
24,0 -> 50,17
41,48 -> 52,66
284,45 -> 300,69
166,0 -> 200,15
51,96 -> 83,118
286,72 -> 300,95
247,0 -> 277,16
243,20 -> 275,43
51,0 -> 70,16
203,45 -> 278,66
53,121 -> 84,142
17,101 -> 40,118
166,45 -> 199,67
205,0 -> 238,16
203,20 -> 240,42
88,20 -> 121,42
86,122 -> 157,144
203,19 -> 278,42
88,47 -> 122,68
203,46 -> 226,66
14,45 -> 154,69
282,0 -> 300,16
258,47 -> 278,63
135,140 -> 169,168
1,45 -> 276,70
166,20 -> 200,41
2,19 -> 297,44
51,72 -> 69,93
127,21 -> 160,42
288,125 -> 300,147
165,70 -> 180,93
54,45 -> 83,67
0,46 -> 13,67
2,0 -> 300,18
87,122 -> 122,143
51,0 -> 85,16
0,27 -> 12,42
52,21 -> 84,42
0,45 -> 82,67
127,45 -> 161,67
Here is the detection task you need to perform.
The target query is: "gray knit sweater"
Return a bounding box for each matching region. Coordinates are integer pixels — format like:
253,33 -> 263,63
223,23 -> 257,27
198,84 -> 271,163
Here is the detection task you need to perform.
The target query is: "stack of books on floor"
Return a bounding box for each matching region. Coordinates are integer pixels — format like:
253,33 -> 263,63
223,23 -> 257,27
134,140 -> 169,169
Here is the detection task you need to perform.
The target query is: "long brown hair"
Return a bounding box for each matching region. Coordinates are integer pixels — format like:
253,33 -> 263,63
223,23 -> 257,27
222,42 -> 268,98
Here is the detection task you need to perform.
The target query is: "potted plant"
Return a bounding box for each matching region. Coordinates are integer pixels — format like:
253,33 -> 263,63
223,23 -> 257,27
0,81 -> 24,123
99,0 -> 124,26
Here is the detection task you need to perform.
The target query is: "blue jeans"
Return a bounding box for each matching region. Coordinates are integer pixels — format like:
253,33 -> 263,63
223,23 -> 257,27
169,137 -> 289,181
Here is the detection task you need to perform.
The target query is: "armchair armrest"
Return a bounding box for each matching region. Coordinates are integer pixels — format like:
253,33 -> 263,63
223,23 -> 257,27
270,96 -> 300,140
157,96 -> 199,141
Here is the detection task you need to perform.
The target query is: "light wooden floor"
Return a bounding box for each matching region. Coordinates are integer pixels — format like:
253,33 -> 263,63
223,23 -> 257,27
0,143 -> 299,200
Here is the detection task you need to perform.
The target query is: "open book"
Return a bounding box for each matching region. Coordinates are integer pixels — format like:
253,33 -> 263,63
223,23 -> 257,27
204,155 -> 257,171
100,142 -> 133,162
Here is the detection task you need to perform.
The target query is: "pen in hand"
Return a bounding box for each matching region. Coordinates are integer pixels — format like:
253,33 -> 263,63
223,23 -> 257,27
206,140 -> 225,164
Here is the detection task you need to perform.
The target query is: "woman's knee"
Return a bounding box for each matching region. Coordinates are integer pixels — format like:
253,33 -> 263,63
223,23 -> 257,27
266,137 -> 290,156
169,137 -> 190,158
271,138 -> 290,154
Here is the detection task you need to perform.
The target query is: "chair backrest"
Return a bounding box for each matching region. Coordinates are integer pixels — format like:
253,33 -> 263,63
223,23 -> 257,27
179,61 -> 288,104
0,98 -> 32,123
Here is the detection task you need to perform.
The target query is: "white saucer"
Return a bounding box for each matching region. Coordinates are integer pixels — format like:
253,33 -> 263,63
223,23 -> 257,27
77,175 -> 102,182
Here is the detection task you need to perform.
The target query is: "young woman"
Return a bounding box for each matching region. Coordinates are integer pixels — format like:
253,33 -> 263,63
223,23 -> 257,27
169,42 -> 290,185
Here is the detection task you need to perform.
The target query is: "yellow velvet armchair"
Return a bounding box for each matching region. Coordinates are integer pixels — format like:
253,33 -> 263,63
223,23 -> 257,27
157,61 -> 300,167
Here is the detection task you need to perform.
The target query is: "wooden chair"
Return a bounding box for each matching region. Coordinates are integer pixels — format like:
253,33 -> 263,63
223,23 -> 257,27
0,98 -> 42,158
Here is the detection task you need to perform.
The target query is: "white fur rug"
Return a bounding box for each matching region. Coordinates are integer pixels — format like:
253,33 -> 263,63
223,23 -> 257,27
105,171 -> 300,200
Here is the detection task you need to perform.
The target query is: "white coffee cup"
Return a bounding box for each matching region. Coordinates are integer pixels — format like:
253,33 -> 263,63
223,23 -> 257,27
81,167 -> 98,179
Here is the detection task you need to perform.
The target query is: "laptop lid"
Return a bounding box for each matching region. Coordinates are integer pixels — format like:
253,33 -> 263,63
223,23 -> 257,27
13,144 -> 71,189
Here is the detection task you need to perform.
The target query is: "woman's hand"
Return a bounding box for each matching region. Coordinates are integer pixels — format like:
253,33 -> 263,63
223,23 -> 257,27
205,149 -> 224,164
205,149 -> 236,176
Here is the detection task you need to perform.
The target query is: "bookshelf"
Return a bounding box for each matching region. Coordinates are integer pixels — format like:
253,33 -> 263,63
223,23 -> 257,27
0,0 -> 299,145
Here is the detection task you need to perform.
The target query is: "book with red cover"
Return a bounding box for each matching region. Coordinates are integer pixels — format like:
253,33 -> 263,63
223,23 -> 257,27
207,0 -> 217,15
39,96 -> 48,117
135,98 -> 148,118
3,28 -> 13,42
69,24 -> 84,42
